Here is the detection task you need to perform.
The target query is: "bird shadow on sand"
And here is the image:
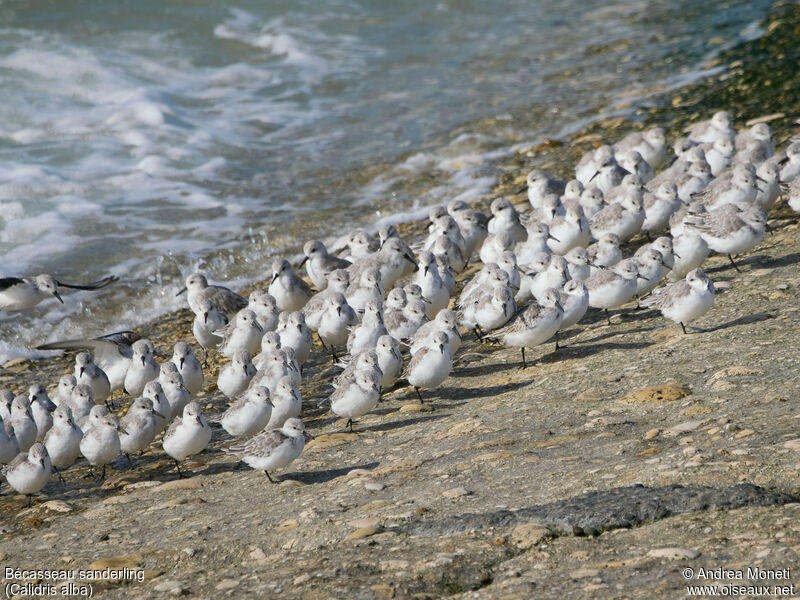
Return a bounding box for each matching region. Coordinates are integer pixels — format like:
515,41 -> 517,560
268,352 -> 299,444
361,414 -> 449,433
698,312 -> 776,333
283,461 -> 380,485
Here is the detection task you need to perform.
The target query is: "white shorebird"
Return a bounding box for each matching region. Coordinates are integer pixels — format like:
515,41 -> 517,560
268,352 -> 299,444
79,409 -> 123,479
617,150 -> 655,183
634,249 -> 667,299
348,238 -> 418,290
52,374 -> 77,407
613,127 -> 667,169
123,339 -> 159,397
375,334 -> 403,390
703,136 -> 735,176
0,274 -> 117,312
346,266 -> 384,312
403,331 -> 453,402
2,443 -> 52,505
10,396 -> 37,452
317,293 -> 359,358
170,341 -> 204,397
347,300 -> 388,355
303,269 -> 350,331
300,240 -> 352,290
177,272 -> 247,317
162,402 -> 212,477
579,185 -> 606,218
37,331 -> 140,392
159,362 -> 191,418
516,221 -> 553,266
642,182 -> 681,234
642,268 -> 715,333
557,280 -> 589,336
119,398 -> 164,463
227,417 -> 311,482
43,405 -> 82,470
142,381 -> 172,432
694,163 -> 760,210
486,288 -> 563,368
74,352 -> 111,407
67,384 -> 94,423
265,376 -> 302,430
218,386 -> 273,438
386,298 -> 428,341
329,368 -> 381,431
277,311 -> 312,366
487,197 -> 526,243
685,110 -> 735,144
590,186 -> 645,243
480,231 -> 516,266
217,309 -> 264,359
563,247 -> 593,282
192,299 -> 228,363
413,251 -> 450,319
635,236 -> 678,270
547,203 -> 590,254
410,309 -> 461,355
247,290 -> 280,332
0,416 -> 20,464
685,204 -> 767,271
217,349 -> 257,400
586,258 -> 645,312
29,384 -> 56,442
0,388 -> 11,422
531,255 -> 569,304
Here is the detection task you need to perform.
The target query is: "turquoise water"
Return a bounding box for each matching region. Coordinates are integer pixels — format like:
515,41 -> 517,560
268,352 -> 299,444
0,0 -> 772,360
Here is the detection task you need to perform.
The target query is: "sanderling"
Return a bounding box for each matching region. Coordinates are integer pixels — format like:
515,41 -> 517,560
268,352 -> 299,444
386,298 -> 428,341
410,309 -> 462,355
217,309 -> 264,359
142,381 -> 172,432
43,405 -> 82,470
331,229 -> 378,260
10,396 -> 37,452
52,374 -> 77,407
346,266 -> 384,312
486,288 -> 563,367
403,331 -> 453,402
548,202 -> 590,254
303,269 -> 350,331
586,258 -> 645,311
473,285 -> 516,333
317,293 -> 359,357
786,177 -> 800,213
67,384 -> 94,423
247,290 -> 280,332
29,384 -> 55,442
334,350 -> 381,390
634,248 -> 667,298
218,349 -> 257,400
587,233 -> 622,274
192,300 -> 228,362
347,300 -> 388,355
277,311 -> 312,366
227,417 -> 311,482
436,254 -> 456,296
480,230 -> 516,266
2,443 -> 52,505
613,126 -> 667,169
686,204 -> 767,271
269,258 -> 313,312
119,398 -> 164,464
0,274 -> 117,312
563,247 -> 593,282
80,409 -> 123,479
352,238 -> 418,289
76,403 -> 107,433
159,362 -> 191,419
413,251 -> 450,319
702,136 -> 735,176
676,160 -> 713,202
642,268 -> 715,333
694,163 -> 760,210
124,339 -> 159,397
642,182 -> 681,234
734,122 -> 774,156
776,142 -> 800,182
453,209 -> 488,260
265,376 -> 302,429
617,150 -> 655,183
531,255 -> 569,304
375,334 -> 403,390
579,185 -> 606,219
590,183 -> 645,243
588,151 -> 629,196
0,388 -> 11,422
525,169 -> 566,208
635,236 -> 677,271
177,272 -> 247,317
0,416 -> 19,464
558,280 -> 589,335
488,198 -> 527,243
754,161 -> 780,209
426,215 -> 467,258
301,240 -> 352,290
170,341 -> 204,397
74,352 -> 111,407
685,110 -> 735,144
329,368 -> 381,431
162,402 -> 212,477
218,386 -> 273,438
429,232 -> 466,274
37,331 -> 140,392
516,253 -> 550,304
516,221 -> 553,266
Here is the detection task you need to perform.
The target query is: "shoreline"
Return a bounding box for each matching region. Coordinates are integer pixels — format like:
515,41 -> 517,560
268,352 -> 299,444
1,2 -> 800,598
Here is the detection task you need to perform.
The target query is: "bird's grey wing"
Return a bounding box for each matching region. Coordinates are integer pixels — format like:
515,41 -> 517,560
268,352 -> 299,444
208,288 -> 248,315
2,450 -> 28,473
230,428 -> 287,454
163,416 -> 183,441
402,347 -> 430,378
585,268 -> 617,290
